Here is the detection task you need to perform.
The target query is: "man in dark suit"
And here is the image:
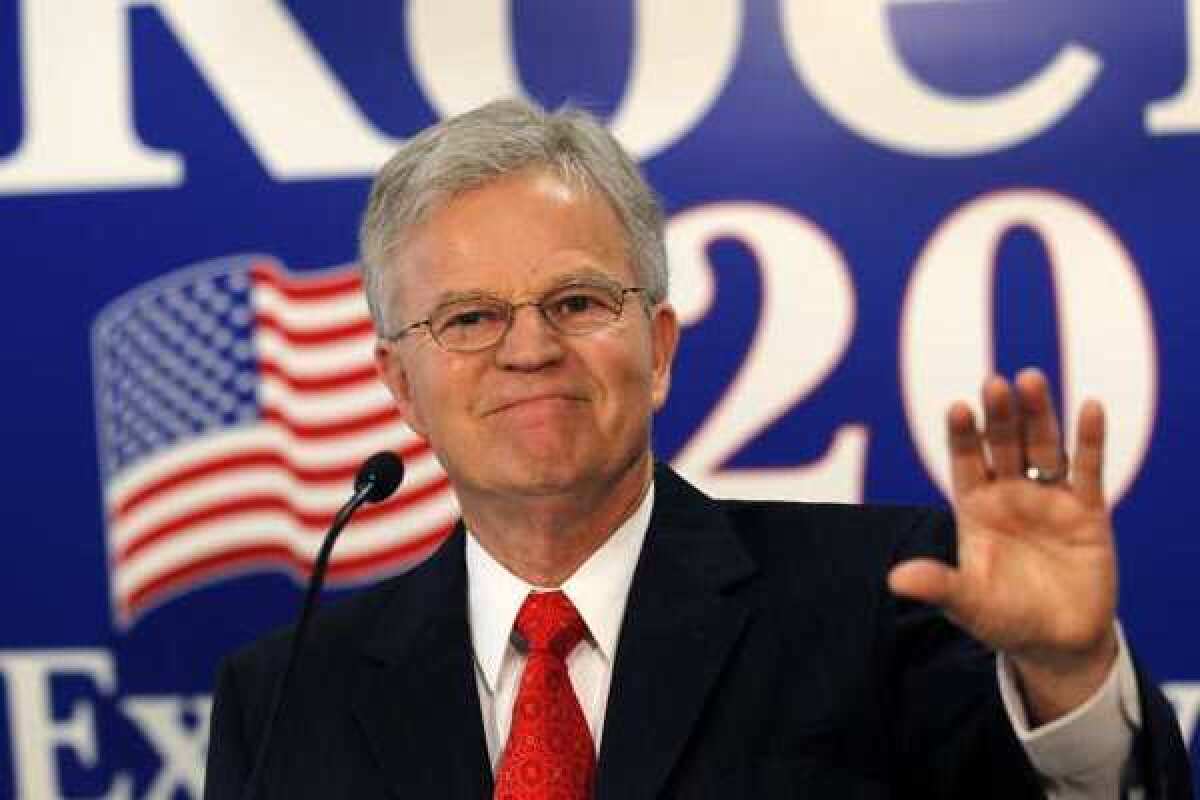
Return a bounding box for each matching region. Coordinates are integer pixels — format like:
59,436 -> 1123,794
204,98 -> 1192,798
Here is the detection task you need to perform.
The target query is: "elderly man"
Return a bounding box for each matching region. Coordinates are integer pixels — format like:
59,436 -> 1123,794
204,99 -> 1190,799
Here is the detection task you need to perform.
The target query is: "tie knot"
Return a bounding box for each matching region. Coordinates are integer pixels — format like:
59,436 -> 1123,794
514,591 -> 587,658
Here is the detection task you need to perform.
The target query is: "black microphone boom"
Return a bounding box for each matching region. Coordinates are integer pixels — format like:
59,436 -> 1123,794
241,451 -> 405,800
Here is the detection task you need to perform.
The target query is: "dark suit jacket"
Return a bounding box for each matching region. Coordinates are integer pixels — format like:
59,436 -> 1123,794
204,463 -> 1192,799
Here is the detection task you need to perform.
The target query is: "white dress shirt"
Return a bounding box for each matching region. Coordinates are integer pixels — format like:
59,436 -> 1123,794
465,482 -> 1140,795
467,482 -> 653,763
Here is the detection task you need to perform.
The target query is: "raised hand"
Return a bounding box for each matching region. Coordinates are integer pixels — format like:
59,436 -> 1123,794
888,367 -> 1118,723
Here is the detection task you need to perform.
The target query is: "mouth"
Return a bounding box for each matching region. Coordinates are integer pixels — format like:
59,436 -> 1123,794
484,393 -> 586,416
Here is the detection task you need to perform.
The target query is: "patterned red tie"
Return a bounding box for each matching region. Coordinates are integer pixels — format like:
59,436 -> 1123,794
494,590 -> 595,800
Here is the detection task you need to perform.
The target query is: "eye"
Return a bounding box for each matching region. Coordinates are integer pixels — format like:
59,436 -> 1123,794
434,304 -> 504,335
448,309 -> 491,327
547,286 -> 619,318
555,293 -> 600,315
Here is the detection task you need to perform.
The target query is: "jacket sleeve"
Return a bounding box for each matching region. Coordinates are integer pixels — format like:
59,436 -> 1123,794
884,507 -> 1192,798
1132,650 -> 1194,799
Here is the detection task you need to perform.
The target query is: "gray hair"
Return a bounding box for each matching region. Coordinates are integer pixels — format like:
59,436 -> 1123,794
358,97 -> 668,335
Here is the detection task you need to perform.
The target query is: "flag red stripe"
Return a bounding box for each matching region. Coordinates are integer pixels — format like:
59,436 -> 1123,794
116,474 -> 453,563
258,359 -> 378,392
111,439 -> 433,520
120,522 -> 454,622
256,312 -> 375,346
250,261 -> 362,300
259,404 -> 399,439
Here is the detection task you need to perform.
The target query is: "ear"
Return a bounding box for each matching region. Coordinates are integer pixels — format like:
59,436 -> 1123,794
375,339 -> 428,437
649,303 -> 680,411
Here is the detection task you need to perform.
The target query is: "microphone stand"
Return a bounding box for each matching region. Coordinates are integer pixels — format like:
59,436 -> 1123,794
239,477 -> 382,800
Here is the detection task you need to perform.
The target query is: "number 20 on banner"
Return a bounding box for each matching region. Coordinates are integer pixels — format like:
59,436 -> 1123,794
667,189 -> 1156,507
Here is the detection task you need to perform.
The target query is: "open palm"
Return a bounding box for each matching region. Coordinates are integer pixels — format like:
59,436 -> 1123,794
889,368 -> 1118,719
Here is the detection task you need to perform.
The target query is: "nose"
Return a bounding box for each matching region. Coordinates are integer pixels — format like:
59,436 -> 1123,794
494,302 -> 564,370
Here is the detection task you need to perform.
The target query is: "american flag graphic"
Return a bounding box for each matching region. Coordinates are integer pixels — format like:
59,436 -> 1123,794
91,255 -> 458,625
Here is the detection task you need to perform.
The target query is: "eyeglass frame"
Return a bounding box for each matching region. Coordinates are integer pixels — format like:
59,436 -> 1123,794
381,279 -> 653,353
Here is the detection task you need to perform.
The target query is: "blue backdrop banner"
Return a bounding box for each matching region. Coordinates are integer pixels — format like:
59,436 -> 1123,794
1,1 -> 1198,796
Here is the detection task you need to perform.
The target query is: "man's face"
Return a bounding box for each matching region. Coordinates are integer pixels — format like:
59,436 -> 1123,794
375,169 -> 679,503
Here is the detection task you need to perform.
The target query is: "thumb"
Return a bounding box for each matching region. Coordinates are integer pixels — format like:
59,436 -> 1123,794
888,558 -> 961,608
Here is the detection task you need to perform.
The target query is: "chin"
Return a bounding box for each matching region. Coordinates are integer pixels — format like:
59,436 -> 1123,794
493,458 -> 593,497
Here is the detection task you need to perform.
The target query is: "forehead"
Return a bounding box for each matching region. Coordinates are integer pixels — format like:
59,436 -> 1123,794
391,170 -> 635,313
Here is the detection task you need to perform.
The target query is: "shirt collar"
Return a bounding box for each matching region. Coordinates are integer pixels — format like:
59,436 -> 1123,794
465,482 -> 654,694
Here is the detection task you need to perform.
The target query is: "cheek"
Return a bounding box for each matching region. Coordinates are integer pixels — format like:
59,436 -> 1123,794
407,359 -> 475,433
594,347 -> 658,425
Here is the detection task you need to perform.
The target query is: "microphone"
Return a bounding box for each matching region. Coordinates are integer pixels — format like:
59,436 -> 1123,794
241,451 -> 405,800
354,450 -> 405,504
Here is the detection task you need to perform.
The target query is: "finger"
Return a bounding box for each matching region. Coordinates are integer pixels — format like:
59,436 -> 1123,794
1071,399 -> 1106,507
1015,367 -> 1064,476
946,402 -> 989,495
982,376 -> 1022,478
888,559 -> 962,608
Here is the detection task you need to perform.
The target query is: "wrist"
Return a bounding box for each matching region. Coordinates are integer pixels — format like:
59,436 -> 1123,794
1009,627 -> 1119,726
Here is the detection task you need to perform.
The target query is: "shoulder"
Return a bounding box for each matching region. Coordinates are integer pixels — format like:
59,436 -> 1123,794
650,462 -> 958,587
719,497 -> 955,565
220,571 -> 403,684
707,499 -> 956,619
653,459 -> 951,556
220,529 -> 460,683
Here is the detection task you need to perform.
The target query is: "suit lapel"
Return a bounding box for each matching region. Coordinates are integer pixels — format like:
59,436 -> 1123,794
595,464 -> 757,800
351,527 -> 493,799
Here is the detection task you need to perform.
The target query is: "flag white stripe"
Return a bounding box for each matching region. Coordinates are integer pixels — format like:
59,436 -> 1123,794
253,283 -> 368,330
110,451 -> 449,551
106,424 -> 428,507
116,541 -> 442,626
255,329 -> 377,376
258,377 -> 396,423
114,494 -> 460,599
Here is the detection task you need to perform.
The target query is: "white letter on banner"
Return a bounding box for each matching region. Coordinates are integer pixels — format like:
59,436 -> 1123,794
0,650 -> 132,799
1146,0 -> 1200,132
147,0 -> 401,179
120,696 -> 211,800
0,0 -> 182,194
779,0 -> 1102,156
406,0 -> 740,159
669,203 -> 867,503
1163,683 -> 1200,744
900,190 -> 1157,503
0,0 -> 401,195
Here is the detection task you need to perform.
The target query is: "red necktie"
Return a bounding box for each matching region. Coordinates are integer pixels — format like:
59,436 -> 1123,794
494,590 -> 595,800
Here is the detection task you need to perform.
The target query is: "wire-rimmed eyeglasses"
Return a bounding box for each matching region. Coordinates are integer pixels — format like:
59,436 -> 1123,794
383,280 -> 650,353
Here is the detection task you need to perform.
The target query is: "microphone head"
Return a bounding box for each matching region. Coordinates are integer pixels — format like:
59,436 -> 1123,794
354,451 -> 405,503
